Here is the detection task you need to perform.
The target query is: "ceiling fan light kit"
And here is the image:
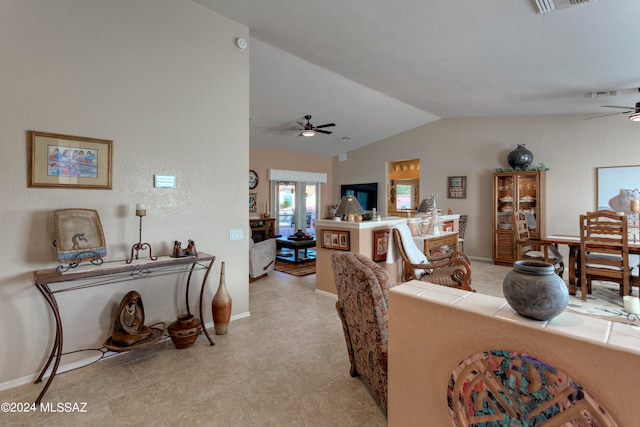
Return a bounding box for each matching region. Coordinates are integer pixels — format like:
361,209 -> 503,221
629,112 -> 640,122
296,114 -> 335,137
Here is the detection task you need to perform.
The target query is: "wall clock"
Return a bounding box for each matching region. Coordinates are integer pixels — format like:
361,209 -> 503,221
249,170 -> 259,189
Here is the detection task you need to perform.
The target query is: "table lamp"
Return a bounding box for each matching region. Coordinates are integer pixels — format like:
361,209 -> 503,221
334,196 -> 364,221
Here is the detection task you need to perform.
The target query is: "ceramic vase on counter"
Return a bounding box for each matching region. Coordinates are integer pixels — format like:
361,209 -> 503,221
502,260 -> 568,321
212,261 -> 232,335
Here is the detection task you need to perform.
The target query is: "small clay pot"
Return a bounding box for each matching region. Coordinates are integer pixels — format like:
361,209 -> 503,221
167,314 -> 202,349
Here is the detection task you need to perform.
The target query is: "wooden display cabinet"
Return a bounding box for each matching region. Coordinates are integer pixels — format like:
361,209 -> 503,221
250,218 -> 275,242
492,170 -> 546,265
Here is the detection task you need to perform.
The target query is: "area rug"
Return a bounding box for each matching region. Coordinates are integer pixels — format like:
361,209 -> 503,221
274,259 -> 316,276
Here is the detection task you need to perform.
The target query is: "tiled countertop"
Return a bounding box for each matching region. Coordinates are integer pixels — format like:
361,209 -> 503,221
391,280 -> 640,355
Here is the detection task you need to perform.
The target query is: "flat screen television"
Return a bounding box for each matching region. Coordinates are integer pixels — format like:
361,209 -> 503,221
340,183 -> 378,211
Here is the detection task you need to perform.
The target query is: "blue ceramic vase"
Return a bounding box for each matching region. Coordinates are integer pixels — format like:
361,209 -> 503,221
503,260 -> 568,321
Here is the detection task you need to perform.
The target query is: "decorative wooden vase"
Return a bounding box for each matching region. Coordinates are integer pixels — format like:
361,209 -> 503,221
167,314 -> 202,349
212,261 -> 232,335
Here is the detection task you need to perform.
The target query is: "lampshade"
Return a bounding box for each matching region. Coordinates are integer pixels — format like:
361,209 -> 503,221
334,196 -> 364,217
300,129 -> 316,137
417,199 -> 432,213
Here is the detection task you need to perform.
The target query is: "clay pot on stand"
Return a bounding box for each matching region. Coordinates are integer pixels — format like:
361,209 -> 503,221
212,261 -> 232,335
503,260 -> 568,321
167,314 -> 202,349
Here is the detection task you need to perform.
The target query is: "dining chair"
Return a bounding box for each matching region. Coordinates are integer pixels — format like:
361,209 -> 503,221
513,210 -> 564,277
458,214 -> 467,252
579,210 -> 630,301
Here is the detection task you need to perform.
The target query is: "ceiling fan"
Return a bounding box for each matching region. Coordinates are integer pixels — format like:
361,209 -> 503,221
586,101 -> 640,121
296,115 -> 335,137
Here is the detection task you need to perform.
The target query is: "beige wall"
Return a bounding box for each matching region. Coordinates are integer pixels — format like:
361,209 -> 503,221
336,115 -> 640,258
0,0 -> 249,389
249,146 -> 334,219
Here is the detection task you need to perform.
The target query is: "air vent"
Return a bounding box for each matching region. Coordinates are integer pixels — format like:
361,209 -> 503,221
584,90 -> 619,98
535,0 -> 592,14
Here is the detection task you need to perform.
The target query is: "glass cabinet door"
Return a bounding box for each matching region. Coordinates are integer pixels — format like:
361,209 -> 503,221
495,174 -> 515,232
516,173 -> 539,233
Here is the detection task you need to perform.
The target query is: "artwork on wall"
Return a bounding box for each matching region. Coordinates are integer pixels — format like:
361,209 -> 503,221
447,176 -> 467,199
372,230 -> 389,262
28,130 -> 113,189
596,165 -> 640,213
249,192 -> 257,213
321,229 -> 350,251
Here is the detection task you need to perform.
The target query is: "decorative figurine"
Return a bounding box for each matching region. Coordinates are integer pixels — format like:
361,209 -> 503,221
172,239 -> 198,258
111,290 -> 152,347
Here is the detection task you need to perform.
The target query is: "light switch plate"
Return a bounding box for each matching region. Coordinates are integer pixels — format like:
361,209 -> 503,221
229,229 -> 243,241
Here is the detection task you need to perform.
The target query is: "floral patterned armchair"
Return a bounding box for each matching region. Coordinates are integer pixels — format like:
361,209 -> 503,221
331,252 -> 395,413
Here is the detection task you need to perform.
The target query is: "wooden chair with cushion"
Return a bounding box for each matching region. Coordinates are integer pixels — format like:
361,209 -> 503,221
331,252 -> 395,413
458,214 -> 467,252
513,210 -> 564,277
391,223 -> 473,291
579,210 -> 630,301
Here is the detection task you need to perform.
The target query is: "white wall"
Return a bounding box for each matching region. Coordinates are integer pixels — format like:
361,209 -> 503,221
0,0 -> 249,388
336,115 -> 640,258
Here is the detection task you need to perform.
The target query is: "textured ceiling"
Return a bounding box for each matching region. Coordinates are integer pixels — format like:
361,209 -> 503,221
191,0 -> 640,156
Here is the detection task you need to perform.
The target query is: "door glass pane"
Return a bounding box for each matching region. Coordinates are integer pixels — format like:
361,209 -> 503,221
304,184 -> 317,236
277,183 -> 295,237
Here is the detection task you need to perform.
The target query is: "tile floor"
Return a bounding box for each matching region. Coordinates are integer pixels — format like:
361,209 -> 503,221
0,259 -> 513,426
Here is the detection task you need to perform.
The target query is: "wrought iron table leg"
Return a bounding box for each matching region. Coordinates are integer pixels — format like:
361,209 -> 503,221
199,258 -> 216,346
34,283 -> 63,404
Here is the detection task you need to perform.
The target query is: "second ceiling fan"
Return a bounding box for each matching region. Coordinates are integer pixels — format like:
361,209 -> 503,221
596,102 -> 640,121
297,115 -> 335,137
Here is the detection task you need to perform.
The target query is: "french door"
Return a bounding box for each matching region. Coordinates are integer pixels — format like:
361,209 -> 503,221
274,182 -> 318,237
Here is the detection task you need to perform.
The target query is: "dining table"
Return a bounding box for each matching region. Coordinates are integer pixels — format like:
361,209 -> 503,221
539,234 -> 640,295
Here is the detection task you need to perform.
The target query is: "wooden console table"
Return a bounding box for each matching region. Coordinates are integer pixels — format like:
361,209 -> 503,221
32,252 -> 216,404
414,232 -> 459,255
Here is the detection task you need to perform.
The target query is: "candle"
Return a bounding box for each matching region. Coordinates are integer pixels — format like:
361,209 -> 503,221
623,296 -> 640,314
135,203 -> 146,216
631,199 -> 639,213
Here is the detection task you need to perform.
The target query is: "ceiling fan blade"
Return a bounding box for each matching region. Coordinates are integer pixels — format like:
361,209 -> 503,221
316,129 -> 332,134
601,105 -> 637,109
583,111 -> 631,120
296,121 -> 305,127
315,123 -> 335,129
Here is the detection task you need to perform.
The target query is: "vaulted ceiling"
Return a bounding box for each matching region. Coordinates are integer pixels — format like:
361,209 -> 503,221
192,0 -> 640,156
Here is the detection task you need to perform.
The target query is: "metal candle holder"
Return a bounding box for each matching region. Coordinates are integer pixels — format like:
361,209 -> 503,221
126,205 -> 158,264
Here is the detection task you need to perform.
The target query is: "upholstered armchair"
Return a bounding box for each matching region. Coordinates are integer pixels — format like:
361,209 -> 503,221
249,237 -> 276,281
331,252 -> 395,413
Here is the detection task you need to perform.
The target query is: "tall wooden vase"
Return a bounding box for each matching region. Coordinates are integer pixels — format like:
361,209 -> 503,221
212,261 -> 232,335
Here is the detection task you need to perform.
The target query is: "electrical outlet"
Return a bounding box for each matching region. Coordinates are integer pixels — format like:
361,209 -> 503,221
229,229 -> 243,241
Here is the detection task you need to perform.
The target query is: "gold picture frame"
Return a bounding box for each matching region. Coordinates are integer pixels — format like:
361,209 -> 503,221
28,130 -> 113,189
321,229 -> 350,251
